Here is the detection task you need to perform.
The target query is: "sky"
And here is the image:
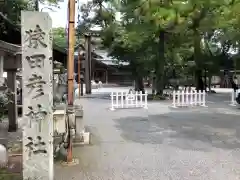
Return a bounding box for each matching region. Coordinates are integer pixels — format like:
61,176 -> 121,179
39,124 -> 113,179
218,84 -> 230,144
39,0 -> 121,28
39,0 -> 86,28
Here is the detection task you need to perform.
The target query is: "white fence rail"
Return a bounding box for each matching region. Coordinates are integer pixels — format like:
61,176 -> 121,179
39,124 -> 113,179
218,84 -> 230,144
172,90 -> 207,108
230,89 -> 240,106
110,91 -> 148,110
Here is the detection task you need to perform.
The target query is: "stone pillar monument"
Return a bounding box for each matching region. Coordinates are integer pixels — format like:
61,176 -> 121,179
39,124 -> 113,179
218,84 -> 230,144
21,11 -> 54,180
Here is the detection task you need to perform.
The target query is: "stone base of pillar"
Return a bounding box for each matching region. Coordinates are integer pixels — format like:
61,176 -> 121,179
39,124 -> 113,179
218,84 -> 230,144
73,132 -> 90,145
73,100 -> 90,145
0,144 -> 7,168
8,124 -> 18,132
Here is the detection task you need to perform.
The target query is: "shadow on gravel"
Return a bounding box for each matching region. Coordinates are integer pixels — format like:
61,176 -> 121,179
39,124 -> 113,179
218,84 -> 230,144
114,111 -> 240,151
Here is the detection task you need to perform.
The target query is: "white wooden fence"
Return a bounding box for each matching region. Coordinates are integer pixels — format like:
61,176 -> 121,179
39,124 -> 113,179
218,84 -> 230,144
172,90 -> 207,108
230,89 -> 240,106
110,91 -> 148,110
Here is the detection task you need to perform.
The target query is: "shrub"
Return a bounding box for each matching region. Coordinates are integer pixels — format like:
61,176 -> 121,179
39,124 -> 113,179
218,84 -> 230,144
0,87 -> 13,122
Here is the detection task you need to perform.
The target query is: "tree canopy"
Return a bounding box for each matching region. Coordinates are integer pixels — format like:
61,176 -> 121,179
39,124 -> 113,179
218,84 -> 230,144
2,0 -> 240,94
77,0 -> 240,93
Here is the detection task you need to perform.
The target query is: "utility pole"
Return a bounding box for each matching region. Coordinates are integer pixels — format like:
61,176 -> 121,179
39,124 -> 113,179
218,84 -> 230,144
66,0 -> 75,163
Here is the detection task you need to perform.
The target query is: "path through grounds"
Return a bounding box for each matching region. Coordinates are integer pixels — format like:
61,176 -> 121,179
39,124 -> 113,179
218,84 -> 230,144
55,94 -> 240,180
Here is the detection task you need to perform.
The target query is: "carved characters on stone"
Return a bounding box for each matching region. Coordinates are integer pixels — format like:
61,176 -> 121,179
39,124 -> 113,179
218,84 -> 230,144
26,73 -> 46,99
26,54 -> 46,68
25,25 -> 47,49
25,136 -> 47,157
49,29 -> 53,42
22,12 -> 53,180
25,104 -> 47,132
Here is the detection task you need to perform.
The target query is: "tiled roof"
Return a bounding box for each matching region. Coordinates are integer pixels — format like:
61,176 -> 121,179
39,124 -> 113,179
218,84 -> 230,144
93,49 -> 129,66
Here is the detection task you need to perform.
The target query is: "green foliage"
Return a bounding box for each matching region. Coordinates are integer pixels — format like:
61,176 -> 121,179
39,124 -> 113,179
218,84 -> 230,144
52,27 -> 82,49
0,0 -> 62,31
0,0 -> 28,24
0,170 -> 22,180
52,27 -> 67,49
78,0 -> 240,92
0,88 -> 13,121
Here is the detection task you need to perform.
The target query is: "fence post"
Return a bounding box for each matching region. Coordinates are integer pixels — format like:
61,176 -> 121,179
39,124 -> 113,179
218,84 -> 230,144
144,92 -> 148,109
140,91 -> 143,107
194,91 -> 197,106
201,91 -> 207,107
110,92 -> 115,110
116,92 -> 119,108
177,91 -> 180,106
131,91 -> 134,106
198,90 -> 202,106
135,91 -> 138,108
229,90 -> 236,106
172,90 -> 176,108
190,90 -> 193,106
186,90 -> 189,106
125,91 -> 128,108
181,90 -> 185,107
121,91 -> 124,108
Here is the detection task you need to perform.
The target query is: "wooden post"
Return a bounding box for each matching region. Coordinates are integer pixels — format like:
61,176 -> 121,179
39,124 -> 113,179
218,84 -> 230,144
78,49 -> 81,98
0,54 -> 4,85
66,0 -> 76,163
67,0 -> 75,106
7,70 -> 18,132
84,34 -> 92,94
21,11 -> 54,179
0,55 -> 3,78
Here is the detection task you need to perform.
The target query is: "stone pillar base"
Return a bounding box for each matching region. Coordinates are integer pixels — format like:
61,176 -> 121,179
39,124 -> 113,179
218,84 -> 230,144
8,124 -> 18,132
73,132 -> 90,145
73,100 -> 90,145
0,144 -> 7,168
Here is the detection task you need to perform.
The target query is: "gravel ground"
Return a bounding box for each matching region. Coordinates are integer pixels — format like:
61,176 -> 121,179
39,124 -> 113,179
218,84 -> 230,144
1,92 -> 239,180
0,118 -> 22,177
54,95 -> 240,180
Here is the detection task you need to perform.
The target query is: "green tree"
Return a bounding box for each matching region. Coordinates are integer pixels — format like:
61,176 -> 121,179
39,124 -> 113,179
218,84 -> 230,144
79,0 -> 240,93
0,0 -> 61,25
0,0 -> 28,24
33,0 -> 61,11
102,24 -> 153,91
52,27 -> 68,49
0,0 -> 29,36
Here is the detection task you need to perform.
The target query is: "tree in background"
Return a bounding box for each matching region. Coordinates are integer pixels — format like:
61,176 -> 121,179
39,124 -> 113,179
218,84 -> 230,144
0,0 -> 62,26
77,0 -> 240,94
52,27 -> 68,49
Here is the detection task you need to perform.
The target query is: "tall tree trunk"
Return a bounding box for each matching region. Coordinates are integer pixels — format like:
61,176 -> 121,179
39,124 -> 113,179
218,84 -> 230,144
204,68 -> 207,91
193,28 -> 203,91
131,61 -> 145,93
35,0 -> 39,11
134,75 -> 144,93
156,30 -> 165,95
208,74 -> 212,92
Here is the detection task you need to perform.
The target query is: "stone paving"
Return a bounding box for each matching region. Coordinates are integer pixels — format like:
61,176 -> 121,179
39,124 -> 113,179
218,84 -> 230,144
55,95 -> 240,180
